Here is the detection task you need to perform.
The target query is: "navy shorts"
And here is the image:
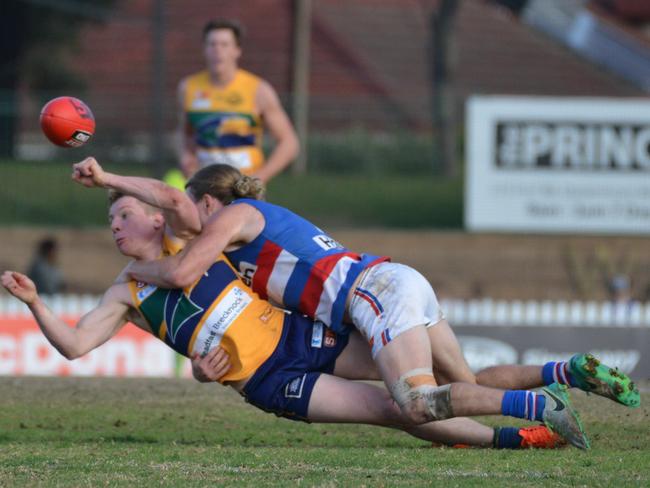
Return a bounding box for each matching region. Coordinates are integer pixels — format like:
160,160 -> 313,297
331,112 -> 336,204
242,313 -> 349,422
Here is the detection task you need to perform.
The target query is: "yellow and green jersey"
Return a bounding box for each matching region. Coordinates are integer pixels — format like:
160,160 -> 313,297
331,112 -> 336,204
128,257 -> 283,383
184,68 -> 264,174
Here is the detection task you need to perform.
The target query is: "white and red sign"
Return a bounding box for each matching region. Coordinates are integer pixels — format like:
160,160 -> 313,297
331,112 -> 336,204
0,317 -> 184,377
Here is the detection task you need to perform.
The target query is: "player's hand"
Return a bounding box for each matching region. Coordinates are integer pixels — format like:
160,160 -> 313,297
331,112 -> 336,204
72,157 -> 108,188
1,271 -> 38,305
191,347 -> 231,382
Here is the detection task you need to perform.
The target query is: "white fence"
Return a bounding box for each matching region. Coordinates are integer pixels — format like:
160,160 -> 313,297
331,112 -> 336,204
1,295 -> 650,328
439,299 -> 650,328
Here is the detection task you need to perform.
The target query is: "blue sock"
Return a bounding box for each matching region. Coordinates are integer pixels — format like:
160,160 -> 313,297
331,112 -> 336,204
493,427 -> 523,449
542,361 -> 578,387
501,390 -> 546,422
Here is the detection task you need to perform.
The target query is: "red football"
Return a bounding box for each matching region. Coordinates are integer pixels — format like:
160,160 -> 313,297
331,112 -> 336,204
40,96 -> 95,148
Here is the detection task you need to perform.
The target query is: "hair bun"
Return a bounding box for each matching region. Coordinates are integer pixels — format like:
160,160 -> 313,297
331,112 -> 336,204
233,175 -> 265,200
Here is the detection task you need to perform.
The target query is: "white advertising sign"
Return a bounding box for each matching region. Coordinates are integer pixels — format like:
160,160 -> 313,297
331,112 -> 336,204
465,96 -> 650,234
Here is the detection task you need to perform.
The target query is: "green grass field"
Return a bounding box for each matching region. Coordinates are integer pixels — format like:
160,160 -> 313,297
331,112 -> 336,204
0,377 -> 647,486
0,159 -> 463,228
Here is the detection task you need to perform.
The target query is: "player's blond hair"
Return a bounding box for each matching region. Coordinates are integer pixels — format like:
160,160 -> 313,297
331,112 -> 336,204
185,164 -> 265,205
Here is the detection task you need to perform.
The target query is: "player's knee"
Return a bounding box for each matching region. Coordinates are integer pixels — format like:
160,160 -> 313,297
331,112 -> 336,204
421,384 -> 454,420
400,401 -> 433,425
400,385 -> 454,424
390,369 -> 454,423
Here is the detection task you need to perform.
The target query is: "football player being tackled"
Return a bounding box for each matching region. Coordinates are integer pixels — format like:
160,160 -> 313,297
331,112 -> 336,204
1,190 -> 568,450
104,160 -> 639,448
75,158 -> 641,446
2,157 -> 638,451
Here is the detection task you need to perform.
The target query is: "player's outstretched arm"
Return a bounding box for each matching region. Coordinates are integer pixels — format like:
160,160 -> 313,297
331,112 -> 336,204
72,157 -> 201,239
127,203 -> 260,288
1,271 -> 130,360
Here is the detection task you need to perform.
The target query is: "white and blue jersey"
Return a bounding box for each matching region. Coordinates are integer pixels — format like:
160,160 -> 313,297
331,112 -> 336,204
225,199 -> 389,333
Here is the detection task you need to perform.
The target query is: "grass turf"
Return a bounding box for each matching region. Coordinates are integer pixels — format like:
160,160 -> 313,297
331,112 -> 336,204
0,377 -> 647,486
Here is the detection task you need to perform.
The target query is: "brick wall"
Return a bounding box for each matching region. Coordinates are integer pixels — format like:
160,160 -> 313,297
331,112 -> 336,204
19,0 -> 646,135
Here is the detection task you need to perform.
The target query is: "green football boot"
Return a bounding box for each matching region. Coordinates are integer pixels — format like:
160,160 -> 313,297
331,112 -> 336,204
569,353 -> 641,408
540,383 -> 590,450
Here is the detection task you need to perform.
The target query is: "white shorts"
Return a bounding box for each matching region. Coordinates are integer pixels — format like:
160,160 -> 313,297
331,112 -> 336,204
348,262 -> 445,358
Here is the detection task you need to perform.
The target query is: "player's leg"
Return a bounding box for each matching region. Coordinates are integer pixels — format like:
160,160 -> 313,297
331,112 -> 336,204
307,373 -> 562,449
438,334 -> 640,406
371,319 -> 587,450
337,317 -> 573,398
336,315 -> 541,389
350,264 -> 588,448
336,320 -> 547,391
425,313 -> 572,390
427,306 -> 639,406
350,264 -> 507,423
331,329 -> 381,380
331,329 -> 563,448
475,358 -> 635,394
475,364 -> 545,390
335,319 -> 552,402
336,305 -> 631,405
349,263 -> 453,424
426,319 -> 476,385
337,319 -> 553,394
241,314 -> 567,449
375,334 -> 550,418
308,373 -> 491,446
241,326 -> 495,446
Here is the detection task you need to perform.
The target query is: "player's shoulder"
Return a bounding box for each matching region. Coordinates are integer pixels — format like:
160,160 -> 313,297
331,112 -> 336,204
181,70 -> 210,88
102,281 -> 136,308
238,68 -> 263,85
209,200 -> 263,229
251,76 -> 281,111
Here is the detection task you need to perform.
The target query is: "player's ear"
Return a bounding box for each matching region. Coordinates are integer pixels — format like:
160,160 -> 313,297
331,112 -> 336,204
200,194 -> 212,210
152,212 -> 165,230
205,194 -> 224,214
